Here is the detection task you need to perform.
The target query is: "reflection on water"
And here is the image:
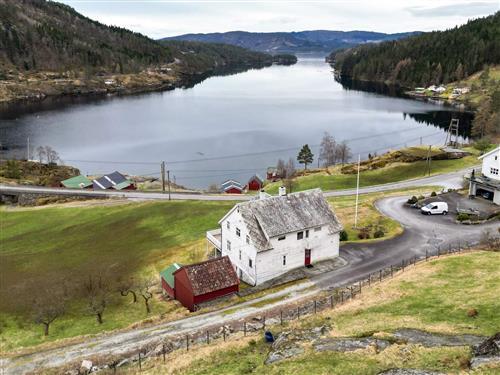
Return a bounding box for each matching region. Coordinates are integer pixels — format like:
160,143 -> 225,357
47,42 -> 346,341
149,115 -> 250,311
0,59 -> 473,189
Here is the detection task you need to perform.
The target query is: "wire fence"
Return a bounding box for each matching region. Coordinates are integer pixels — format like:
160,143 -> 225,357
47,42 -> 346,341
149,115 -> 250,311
77,240 -> 477,373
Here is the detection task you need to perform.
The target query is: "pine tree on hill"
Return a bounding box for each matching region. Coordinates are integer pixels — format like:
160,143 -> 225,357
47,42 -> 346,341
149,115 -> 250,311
297,144 -> 314,170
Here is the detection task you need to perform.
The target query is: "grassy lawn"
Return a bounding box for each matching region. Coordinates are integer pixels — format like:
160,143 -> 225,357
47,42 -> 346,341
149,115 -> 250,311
265,152 -> 478,195
140,251 -> 500,375
0,200 -> 235,351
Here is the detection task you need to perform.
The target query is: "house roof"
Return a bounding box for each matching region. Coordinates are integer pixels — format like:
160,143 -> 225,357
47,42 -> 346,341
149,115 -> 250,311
106,171 -> 128,185
221,179 -> 243,189
61,175 -> 92,189
225,189 -> 343,252
248,174 -> 263,184
478,146 -> 500,160
160,263 -> 182,289
113,180 -> 134,190
174,256 -> 238,297
93,176 -> 113,189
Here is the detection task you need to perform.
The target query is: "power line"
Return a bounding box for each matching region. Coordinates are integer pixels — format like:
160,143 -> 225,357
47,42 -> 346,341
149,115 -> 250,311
64,125 -> 433,166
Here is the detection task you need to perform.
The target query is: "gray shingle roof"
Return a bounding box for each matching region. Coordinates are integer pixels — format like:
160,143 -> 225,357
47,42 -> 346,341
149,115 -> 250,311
237,188 -> 342,252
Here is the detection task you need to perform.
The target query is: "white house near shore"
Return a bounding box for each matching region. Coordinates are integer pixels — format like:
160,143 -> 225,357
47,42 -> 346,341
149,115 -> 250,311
206,188 -> 343,286
468,146 -> 500,205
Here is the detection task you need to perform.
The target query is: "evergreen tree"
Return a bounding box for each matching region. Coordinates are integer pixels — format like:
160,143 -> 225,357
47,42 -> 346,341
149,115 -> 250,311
297,144 -> 314,170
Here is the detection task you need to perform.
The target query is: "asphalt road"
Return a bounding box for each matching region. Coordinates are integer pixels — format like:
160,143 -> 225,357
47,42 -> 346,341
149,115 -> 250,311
2,194 -> 497,374
0,167 -> 470,201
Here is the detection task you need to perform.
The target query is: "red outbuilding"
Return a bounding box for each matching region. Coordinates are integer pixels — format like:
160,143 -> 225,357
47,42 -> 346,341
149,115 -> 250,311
247,175 -> 263,191
173,256 -> 239,311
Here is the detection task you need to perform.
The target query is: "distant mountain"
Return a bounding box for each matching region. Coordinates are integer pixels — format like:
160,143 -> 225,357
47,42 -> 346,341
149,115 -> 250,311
161,30 -> 421,54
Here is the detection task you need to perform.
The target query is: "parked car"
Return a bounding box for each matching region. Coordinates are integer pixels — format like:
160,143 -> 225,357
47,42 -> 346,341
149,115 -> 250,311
421,202 -> 449,215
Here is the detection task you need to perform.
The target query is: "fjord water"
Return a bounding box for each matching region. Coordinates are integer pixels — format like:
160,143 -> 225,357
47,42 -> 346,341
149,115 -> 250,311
0,58 -> 471,189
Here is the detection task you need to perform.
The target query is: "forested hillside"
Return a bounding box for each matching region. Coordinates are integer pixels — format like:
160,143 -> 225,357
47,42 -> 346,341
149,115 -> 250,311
0,0 -> 286,102
331,12 -> 500,87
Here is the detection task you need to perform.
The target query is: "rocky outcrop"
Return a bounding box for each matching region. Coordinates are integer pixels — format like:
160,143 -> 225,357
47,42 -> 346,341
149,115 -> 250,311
313,337 -> 391,353
393,329 -> 486,348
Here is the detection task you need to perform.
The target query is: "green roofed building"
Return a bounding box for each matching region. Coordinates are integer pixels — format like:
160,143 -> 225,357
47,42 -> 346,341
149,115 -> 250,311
160,263 -> 182,298
60,175 -> 92,189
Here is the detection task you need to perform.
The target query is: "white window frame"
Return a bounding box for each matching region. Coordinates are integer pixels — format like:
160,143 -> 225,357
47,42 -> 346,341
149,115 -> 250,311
278,235 -> 286,241
248,258 -> 253,268
236,227 -> 241,237
283,255 -> 286,266
297,231 -> 304,240
227,240 -> 231,251
226,221 -> 230,230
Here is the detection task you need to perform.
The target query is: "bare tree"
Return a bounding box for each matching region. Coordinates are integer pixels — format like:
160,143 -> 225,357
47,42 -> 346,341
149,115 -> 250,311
83,275 -> 109,324
36,146 -> 46,163
44,146 -> 60,165
138,279 -> 156,314
31,286 -> 66,336
283,158 -> 296,193
319,132 -> 336,167
276,159 -> 286,179
117,277 -> 137,303
335,141 -> 352,166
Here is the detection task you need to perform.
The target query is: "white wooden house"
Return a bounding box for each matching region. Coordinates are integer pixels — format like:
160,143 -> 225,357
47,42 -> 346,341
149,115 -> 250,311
206,188 -> 343,286
468,146 -> 500,204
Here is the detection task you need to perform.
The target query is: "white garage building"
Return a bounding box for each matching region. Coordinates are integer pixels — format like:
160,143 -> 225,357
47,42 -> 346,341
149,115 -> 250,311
468,146 -> 500,205
206,188 -> 343,286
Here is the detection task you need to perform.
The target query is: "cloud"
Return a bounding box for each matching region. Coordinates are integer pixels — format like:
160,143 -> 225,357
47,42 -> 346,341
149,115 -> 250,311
407,1 -> 498,17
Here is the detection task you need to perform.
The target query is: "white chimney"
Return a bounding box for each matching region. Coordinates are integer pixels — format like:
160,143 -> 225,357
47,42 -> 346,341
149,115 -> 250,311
259,189 -> 267,200
278,186 -> 286,196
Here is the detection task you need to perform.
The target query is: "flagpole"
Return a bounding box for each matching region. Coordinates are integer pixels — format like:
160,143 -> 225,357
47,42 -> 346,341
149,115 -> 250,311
354,154 -> 360,228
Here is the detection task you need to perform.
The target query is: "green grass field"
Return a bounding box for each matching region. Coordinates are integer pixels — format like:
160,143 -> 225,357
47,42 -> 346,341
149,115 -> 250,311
144,251 -> 500,375
0,200 -> 234,350
265,154 -> 478,194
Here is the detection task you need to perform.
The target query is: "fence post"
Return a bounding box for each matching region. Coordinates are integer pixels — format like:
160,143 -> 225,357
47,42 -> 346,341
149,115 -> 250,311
244,321 -> 247,336
297,306 -> 300,320
280,310 -> 283,325
368,273 -> 371,286
186,335 -> 189,351
426,249 -> 428,261
207,330 -> 210,344
379,270 -> 382,282
390,265 -> 393,277
223,326 -> 226,341
314,300 -> 317,314
359,281 -> 362,293
330,295 -> 334,308
341,290 -> 344,303
162,343 -> 166,363
138,351 -> 142,370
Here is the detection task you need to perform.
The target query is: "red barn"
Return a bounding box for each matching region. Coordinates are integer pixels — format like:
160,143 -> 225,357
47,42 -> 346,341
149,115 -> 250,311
160,263 -> 182,299
173,256 -> 239,311
247,175 -> 263,191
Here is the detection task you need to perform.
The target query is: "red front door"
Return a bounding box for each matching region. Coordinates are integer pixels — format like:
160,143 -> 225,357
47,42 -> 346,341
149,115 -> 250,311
304,249 -> 311,266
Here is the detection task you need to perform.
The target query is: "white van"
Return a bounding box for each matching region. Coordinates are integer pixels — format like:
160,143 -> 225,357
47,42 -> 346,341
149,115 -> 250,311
421,202 -> 449,215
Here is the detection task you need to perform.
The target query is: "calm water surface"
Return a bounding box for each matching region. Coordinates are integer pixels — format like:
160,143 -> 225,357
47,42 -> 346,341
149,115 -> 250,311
0,59 -> 471,189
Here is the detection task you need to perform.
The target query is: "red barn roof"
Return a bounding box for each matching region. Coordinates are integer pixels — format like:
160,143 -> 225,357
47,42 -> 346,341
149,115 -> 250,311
174,256 -> 238,297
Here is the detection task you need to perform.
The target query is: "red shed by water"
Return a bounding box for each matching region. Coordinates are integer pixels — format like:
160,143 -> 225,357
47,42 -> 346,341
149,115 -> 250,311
173,256 -> 239,311
247,175 -> 263,191
221,179 -> 244,194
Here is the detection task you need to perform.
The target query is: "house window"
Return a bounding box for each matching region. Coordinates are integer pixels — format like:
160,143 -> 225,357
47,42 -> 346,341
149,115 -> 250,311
490,167 -> 499,175
226,221 -> 230,230
227,240 -> 231,251
236,228 -> 241,237
297,231 -> 304,240
305,230 -> 309,238
248,258 -> 253,268
239,250 -> 242,260
246,235 -> 250,244
278,235 -> 286,241
283,255 -> 286,266
314,226 -> 321,232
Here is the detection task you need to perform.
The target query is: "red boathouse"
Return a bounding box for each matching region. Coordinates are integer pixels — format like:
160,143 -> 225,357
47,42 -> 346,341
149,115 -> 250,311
247,175 -> 263,191
173,256 -> 239,311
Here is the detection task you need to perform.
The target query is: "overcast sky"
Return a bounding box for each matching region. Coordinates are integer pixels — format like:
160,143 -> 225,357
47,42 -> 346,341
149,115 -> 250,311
59,0 -> 499,39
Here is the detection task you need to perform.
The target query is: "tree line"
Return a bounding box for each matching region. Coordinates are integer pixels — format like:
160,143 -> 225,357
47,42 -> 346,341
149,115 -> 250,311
332,12 -> 500,88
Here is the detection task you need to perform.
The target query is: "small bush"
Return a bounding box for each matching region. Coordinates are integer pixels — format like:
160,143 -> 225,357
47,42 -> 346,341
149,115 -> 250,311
467,308 -> 478,318
431,191 -> 437,197
417,195 -> 425,200
357,227 -> 371,240
339,230 -> 348,241
249,339 -> 257,346
457,213 -> 470,221
373,228 -> 385,238
407,196 -> 418,204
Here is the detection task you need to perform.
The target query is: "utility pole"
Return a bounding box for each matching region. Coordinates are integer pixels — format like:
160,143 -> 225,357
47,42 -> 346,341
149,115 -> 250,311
426,145 -> 432,176
26,137 -> 30,160
167,170 -> 171,201
354,154 -> 361,228
161,161 -> 166,193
